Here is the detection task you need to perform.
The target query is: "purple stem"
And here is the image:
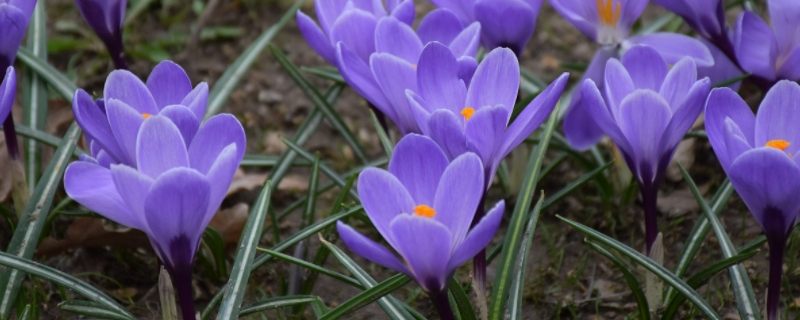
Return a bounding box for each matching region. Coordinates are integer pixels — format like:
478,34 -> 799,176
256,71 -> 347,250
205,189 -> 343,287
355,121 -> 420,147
3,116 -> 20,160
766,235 -> 786,320
429,290 -> 455,320
639,182 -> 659,255
168,265 -> 196,320
367,102 -> 388,133
471,192 -> 488,292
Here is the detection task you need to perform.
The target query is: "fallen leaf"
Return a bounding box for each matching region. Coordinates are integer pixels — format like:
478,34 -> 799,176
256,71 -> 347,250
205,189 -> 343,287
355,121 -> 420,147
208,203 -> 250,244
37,217 -> 150,257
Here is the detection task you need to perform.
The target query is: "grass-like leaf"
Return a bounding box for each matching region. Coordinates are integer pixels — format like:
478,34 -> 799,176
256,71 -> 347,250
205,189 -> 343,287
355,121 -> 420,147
16,47 -> 77,101
585,241 -> 650,320
22,1 -> 49,190
488,103 -> 560,320
205,0 -> 303,117
257,248 -> 362,288
301,66 -> 345,83
14,124 -> 86,157
448,279 -> 476,320
58,300 -> 131,320
370,109 -> 394,157
269,44 -> 369,164
557,215 -> 722,320
0,123 -> 83,318
319,273 -> 411,320
239,295 -> 320,317
542,162 -> 613,210
280,137 -> 359,201
507,193 -> 545,319
677,165 -> 760,320
216,182 -> 273,319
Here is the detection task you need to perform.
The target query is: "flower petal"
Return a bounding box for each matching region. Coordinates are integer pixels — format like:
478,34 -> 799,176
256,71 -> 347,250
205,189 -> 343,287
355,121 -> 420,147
620,45 -> 668,92
390,0 -> 415,26
329,9 -> 378,62
72,90 -> 125,164
617,89 -> 672,181
180,82 -> 209,121
466,47 -> 519,114
104,70 -> 159,114
417,8 -> 463,45
658,57 -> 698,111
389,134 -> 449,206
474,0 -> 537,56
446,200 -> 504,273
547,0 -> 600,41
428,110 -> 468,160
315,0 -> 349,34
357,167 -> 416,244
389,214 -> 452,292
734,11 -> 778,80
466,105 -> 508,171
188,114 -> 246,174
64,160 -> 142,230
159,105 -> 201,146
433,152 -> 484,247
370,53 -> 420,134
0,67 -> 15,124
449,22 -> 481,58
110,164 -> 154,228
407,90 -> 432,135
336,43 -> 394,119
767,0 -> 800,53
754,81 -> 800,155
136,115 -> 190,178
374,17 -> 422,64
502,73 -> 568,157
580,79 -> 633,155
203,143 -> 239,227
626,33 -> 714,67
297,11 -> 336,65
704,87 -> 756,171
418,42 -> 467,116
659,77 -> 709,154
336,221 -> 410,274
105,98 -> 144,166
146,61 -> 193,110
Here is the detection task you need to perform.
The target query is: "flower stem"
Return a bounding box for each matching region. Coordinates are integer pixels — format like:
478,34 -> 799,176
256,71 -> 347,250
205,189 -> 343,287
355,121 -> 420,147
429,290 -> 455,320
168,266 -> 196,320
3,116 -> 20,160
766,236 -> 786,320
639,183 -> 658,255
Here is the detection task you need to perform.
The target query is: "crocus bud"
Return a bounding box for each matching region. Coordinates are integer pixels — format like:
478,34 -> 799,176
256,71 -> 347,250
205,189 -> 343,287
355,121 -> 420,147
75,0 -> 128,69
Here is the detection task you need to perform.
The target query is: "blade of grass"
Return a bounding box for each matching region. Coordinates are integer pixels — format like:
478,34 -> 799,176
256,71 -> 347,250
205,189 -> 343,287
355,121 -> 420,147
280,137 -> 359,201
22,1 -> 48,191
319,274 -> 411,320
216,182 -> 272,319
240,154 -> 294,167
257,248 -> 362,288
205,0 -> 303,117
558,216 -> 722,320
370,109 -> 393,157
239,296 -> 319,317
677,165 -> 760,320
269,44 -> 369,164
0,123 -> 83,318
449,279 -> 476,320
584,241 -> 649,320
14,124 -> 86,157
488,102 -> 561,320
542,162 -> 613,210
507,193 -> 545,319
17,304 -> 31,320
302,155 -> 321,230
58,300 -> 131,320
301,66 -> 345,83
0,251 -> 132,318
16,47 -> 77,101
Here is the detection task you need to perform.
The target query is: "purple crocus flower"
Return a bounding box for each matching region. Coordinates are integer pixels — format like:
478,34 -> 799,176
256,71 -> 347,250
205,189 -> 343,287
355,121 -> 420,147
1,0 -> 36,159
75,0 -> 128,69
337,134 -> 504,318
650,0 -> 726,41
705,81 -> 800,320
427,0 -> 542,56
580,45 -> 711,253
0,67 -> 14,131
296,0 -> 415,66
549,0 -> 714,150
733,0 -> 800,83
336,9 -> 481,134
64,61 -> 244,320
72,60 -> 208,168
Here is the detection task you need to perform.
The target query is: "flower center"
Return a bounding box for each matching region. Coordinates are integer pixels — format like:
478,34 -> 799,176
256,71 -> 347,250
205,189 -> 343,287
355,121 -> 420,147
413,205 -> 436,218
765,139 -> 790,151
461,107 -> 475,121
597,0 -> 621,28
142,113 -> 152,119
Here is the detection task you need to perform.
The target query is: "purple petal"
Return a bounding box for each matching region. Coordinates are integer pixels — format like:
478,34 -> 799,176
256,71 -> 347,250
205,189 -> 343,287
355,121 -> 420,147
418,42 -> 467,116
697,38 -> 743,91
374,17 -> 423,64
704,87 -> 756,171
179,82 -> 208,121
329,9 -> 378,62
617,0 -> 648,30
734,11 -> 778,80
315,0 -> 349,34
407,90 -> 432,135
450,22 -> 481,58
456,56 -> 478,87
203,143 -> 239,226
187,114 -> 246,174
659,58 -> 697,111
75,0 -> 114,40
446,200 -> 504,273
433,152 -> 484,246
722,119 -> 753,170
502,73 -> 568,157
466,105 -> 508,170
428,0 -> 474,24
104,70 -> 159,114
603,58 -> 635,118
159,105 -> 201,146
389,0 -> 415,26
0,5 -> 26,68
336,43 -> 394,119
474,0 -> 537,56
357,168 -> 416,244
563,98 -> 606,151
428,110 -> 469,160
728,148 -> 800,235
370,53 -> 420,134
0,67 -> 16,125
754,80 -> 800,153
617,90 -> 672,181
64,160 -> 142,230
546,0 -> 600,41
146,61 -> 193,110
389,214 -> 452,292
659,78 -> 709,154
72,90 -> 125,164
776,46 -> 800,81
626,33 -> 714,67
389,134 -> 449,206
417,9 -> 464,45
336,221 -> 410,274
110,164 -> 153,227
466,47 -> 519,115
580,79 -> 633,155
620,45 -> 668,92
767,0 -> 800,53
297,11 -> 336,65
105,99 -> 144,166
136,115 -> 190,178
143,167 -> 211,263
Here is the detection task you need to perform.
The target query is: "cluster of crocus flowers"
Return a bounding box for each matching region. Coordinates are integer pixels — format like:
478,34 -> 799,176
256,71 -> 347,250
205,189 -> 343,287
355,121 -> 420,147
705,81 -> 800,320
427,0 -> 542,56
548,0 -> 714,150
75,0 -> 128,69
580,45 -> 711,253
299,1 -> 480,135
0,0 -> 37,159
64,61 -> 245,320
337,134 -> 504,318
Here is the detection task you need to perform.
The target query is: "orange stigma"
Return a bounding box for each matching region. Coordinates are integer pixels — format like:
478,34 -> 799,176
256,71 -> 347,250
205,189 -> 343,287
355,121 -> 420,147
142,113 -> 152,119
597,0 -> 621,27
413,205 -> 436,218
461,107 -> 475,121
766,139 -> 790,151
412,63 -> 418,69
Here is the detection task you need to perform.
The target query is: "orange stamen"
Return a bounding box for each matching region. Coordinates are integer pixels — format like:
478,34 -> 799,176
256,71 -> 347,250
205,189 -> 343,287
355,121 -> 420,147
413,205 -> 436,218
597,0 -> 621,27
142,113 -> 152,119
461,107 -> 475,121
765,139 -> 790,151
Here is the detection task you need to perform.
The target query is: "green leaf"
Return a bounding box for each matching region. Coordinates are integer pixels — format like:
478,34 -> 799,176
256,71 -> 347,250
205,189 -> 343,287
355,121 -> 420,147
370,109 -> 394,158
14,124 -> 86,157
16,47 -> 77,101
0,123 -> 84,318
58,300 -> 131,320
557,216 -> 722,320
506,193 -> 544,319
320,238 -> 414,320
240,154 -> 297,167
216,182 -> 272,319
488,102 -> 560,320
0,251 -> 132,319
448,279 -> 476,320
585,241 -> 649,320
201,227 -> 227,280
22,1 -> 49,191
205,0 -> 303,117
269,44 -> 369,164
239,296 -> 320,317
17,304 -> 31,320
542,162 -> 613,210
676,165 -> 760,320
302,155 -> 322,230
280,137 -> 359,201
257,248 -> 362,289
319,274 -> 411,320
301,66 -> 345,83
713,73 -> 751,88
633,13 -> 678,35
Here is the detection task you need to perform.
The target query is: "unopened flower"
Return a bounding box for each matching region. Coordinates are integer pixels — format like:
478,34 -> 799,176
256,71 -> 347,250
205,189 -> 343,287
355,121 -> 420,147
549,0 -> 714,150
0,0 -> 36,72
581,45 -> 710,252
705,80 -> 800,320
337,134 -> 504,317
75,0 -> 128,69
64,61 -> 244,320
733,1 -> 800,83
